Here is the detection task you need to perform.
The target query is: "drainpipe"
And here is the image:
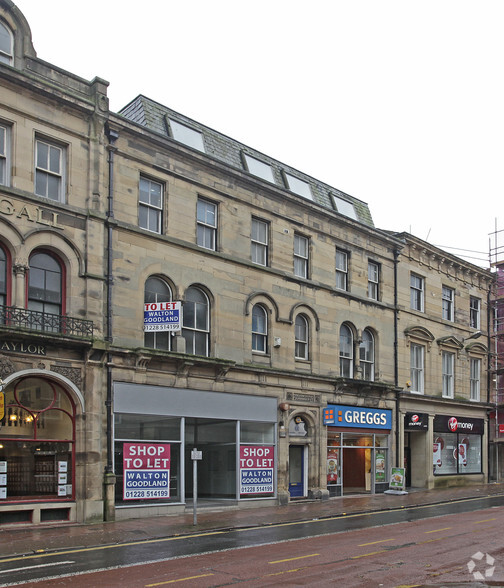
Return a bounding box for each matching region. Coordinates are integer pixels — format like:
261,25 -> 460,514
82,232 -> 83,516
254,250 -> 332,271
104,126 -> 118,520
393,248 -> 400,468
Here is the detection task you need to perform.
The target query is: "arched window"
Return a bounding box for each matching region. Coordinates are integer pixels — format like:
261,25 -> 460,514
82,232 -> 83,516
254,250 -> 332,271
144,277 -> 172,350
0,376 -> 76,501
182,287 -> 209,356
252,304 -> 268,353
0,243 -> 7,307
339,324 -> 353,378
28,251 -> 64,331
359,329 -> 375,381
295,314 -> 309,360
0,21 -> 13,65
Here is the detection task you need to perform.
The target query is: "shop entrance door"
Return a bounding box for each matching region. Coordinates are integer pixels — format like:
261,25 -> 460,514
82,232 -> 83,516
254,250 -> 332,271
289,445 -> 305,497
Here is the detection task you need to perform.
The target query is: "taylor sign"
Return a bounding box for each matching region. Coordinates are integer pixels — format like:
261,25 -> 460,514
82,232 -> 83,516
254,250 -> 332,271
143,301 -> 182,332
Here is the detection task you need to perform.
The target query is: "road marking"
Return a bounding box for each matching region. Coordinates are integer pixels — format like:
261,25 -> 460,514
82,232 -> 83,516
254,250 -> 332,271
351,550 -> 387,559
266,567 -> 304,577
474,518 -> 496,523
424,527 -> 451,534
269,553 -> 319,564
145,573 -> 214,586
0,561 -> 75,574
358,538 -> 394,546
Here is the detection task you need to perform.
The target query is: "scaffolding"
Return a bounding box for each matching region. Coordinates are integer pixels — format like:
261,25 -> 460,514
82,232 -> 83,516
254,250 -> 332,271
489,224 -> 504,480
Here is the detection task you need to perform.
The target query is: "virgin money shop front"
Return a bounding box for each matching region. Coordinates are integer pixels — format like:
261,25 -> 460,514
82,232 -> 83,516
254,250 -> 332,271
323,404 -> 393,496
113,382 -> 278,518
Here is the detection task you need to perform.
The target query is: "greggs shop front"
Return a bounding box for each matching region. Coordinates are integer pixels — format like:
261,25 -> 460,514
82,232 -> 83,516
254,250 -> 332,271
323,404 -> 393,496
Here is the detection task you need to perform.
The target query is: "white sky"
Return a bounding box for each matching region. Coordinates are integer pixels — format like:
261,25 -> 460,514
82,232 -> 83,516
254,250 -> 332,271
16,1 -> 503,267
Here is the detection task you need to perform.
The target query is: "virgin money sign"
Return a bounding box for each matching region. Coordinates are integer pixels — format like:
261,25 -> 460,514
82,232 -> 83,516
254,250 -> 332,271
404,412 -> 428,431
240,446 -> 274,495
123,443 -> 170,500
434,415 -> 483,435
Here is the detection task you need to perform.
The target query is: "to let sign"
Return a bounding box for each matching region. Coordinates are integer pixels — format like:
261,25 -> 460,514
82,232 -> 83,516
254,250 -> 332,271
143,301 -> 182,332
239,446 -> 274,495
123,443 -> 170,500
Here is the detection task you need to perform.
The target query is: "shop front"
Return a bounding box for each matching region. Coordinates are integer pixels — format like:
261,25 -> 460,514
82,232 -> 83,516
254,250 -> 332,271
113,382 -> 278,517
323,404 -> 392,496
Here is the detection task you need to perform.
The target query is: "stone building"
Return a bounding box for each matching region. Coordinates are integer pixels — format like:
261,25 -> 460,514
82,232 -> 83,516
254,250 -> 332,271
0,0 -> 492,526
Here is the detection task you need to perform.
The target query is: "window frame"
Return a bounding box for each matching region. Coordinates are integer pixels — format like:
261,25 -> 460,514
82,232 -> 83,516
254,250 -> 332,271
284,173 -> 313,200
251,218 -> 269,267
367,261 -> 379,300
470,297 -> 481,329
243,154 -> 275,183
359,329 -> 375,381
335,249 -> 349,291
0,21 -> 13,65
0,242 -> 10,308
143,276 -> 172,351
182,286 -> 210,357
410,274 -> 424,312
0,122 -> 11,186
470,357 -> 481,401
139,176 -> 163,234
442,350 -> 455,398
196,198 -> 217,251
339,324 -> 354,378
332,195 -> 357,219
442,286 -> 455,322
168,119 -> 205,152
294,234 -> 309,279
34,137 -> 66,203
294,314 -> 309,360
410,343 -> 425,394
252,304 -> 268,354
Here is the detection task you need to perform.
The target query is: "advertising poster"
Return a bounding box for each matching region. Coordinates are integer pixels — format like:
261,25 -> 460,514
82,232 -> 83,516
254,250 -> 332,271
389,467 -> 405,491
143,301 -> 182,332
123,443 -> 170,500
433,442 -> 442,467
239,445 -> 274,494
375,452 -> 385,482
327,449 -> 338,484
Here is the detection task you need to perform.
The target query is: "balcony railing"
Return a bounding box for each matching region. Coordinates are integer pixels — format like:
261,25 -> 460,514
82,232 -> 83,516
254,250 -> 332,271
0,305 -> 94,338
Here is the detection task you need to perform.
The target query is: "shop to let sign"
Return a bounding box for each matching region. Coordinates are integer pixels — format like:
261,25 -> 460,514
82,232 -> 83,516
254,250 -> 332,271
123,443 -> 170,500
143,301 -> 182,332
239,446 -> 274,494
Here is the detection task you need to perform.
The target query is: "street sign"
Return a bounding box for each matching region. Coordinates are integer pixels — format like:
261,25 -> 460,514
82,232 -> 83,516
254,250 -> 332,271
191,449 -> 202,460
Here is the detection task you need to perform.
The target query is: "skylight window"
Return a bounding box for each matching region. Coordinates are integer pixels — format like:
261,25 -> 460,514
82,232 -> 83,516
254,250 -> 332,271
243,154 -> 275,183
169,119 -> 205,152
332,195 -> 357,220
284,174 -> 312,200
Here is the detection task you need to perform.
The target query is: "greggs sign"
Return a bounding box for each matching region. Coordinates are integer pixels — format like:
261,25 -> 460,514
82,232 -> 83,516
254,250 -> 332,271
323,404 -> 392,430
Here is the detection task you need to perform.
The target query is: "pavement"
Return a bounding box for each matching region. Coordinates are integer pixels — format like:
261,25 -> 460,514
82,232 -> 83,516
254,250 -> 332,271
1,483 -> 504,559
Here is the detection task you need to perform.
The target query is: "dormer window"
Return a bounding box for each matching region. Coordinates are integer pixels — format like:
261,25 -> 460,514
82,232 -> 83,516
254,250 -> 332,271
332,195 -> 357,220
284,173 -> 312,200
0,21 -> 13,65
168,119 -> 205,152
243,154 -> 275,183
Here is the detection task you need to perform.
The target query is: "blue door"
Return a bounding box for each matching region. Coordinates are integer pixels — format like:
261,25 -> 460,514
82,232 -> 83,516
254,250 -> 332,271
289,445 -> 304,497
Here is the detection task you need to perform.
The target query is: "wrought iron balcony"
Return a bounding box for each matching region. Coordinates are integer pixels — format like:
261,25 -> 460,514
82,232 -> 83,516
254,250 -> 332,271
0,305 -> 94,339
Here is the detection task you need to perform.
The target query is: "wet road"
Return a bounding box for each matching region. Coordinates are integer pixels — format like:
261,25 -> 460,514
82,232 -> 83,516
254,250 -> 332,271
1,494 -> 504,587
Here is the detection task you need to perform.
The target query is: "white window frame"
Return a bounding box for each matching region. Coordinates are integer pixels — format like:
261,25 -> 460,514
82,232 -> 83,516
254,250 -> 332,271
139,176 -> 163,233
182,287 -> 210,357
359,329 -> 375,381
0,21 -> 13,65
294,234 -> 309,279
252,304 -> 268,353
340,324 -> 354,378
410,274 -> 424,312
442,351 -> 455,398
410,343 -> 424,394
470,297 -> 481,329
470,357 -> 481,401
197,198 -> 217,250
368,261 -> 379,300
295,314 -> 309,360
251,218 -> 269,266
336,249 -> 348,291
0,123 -> 10,186
35,138 -> 65,202
442,286 -> 455,321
